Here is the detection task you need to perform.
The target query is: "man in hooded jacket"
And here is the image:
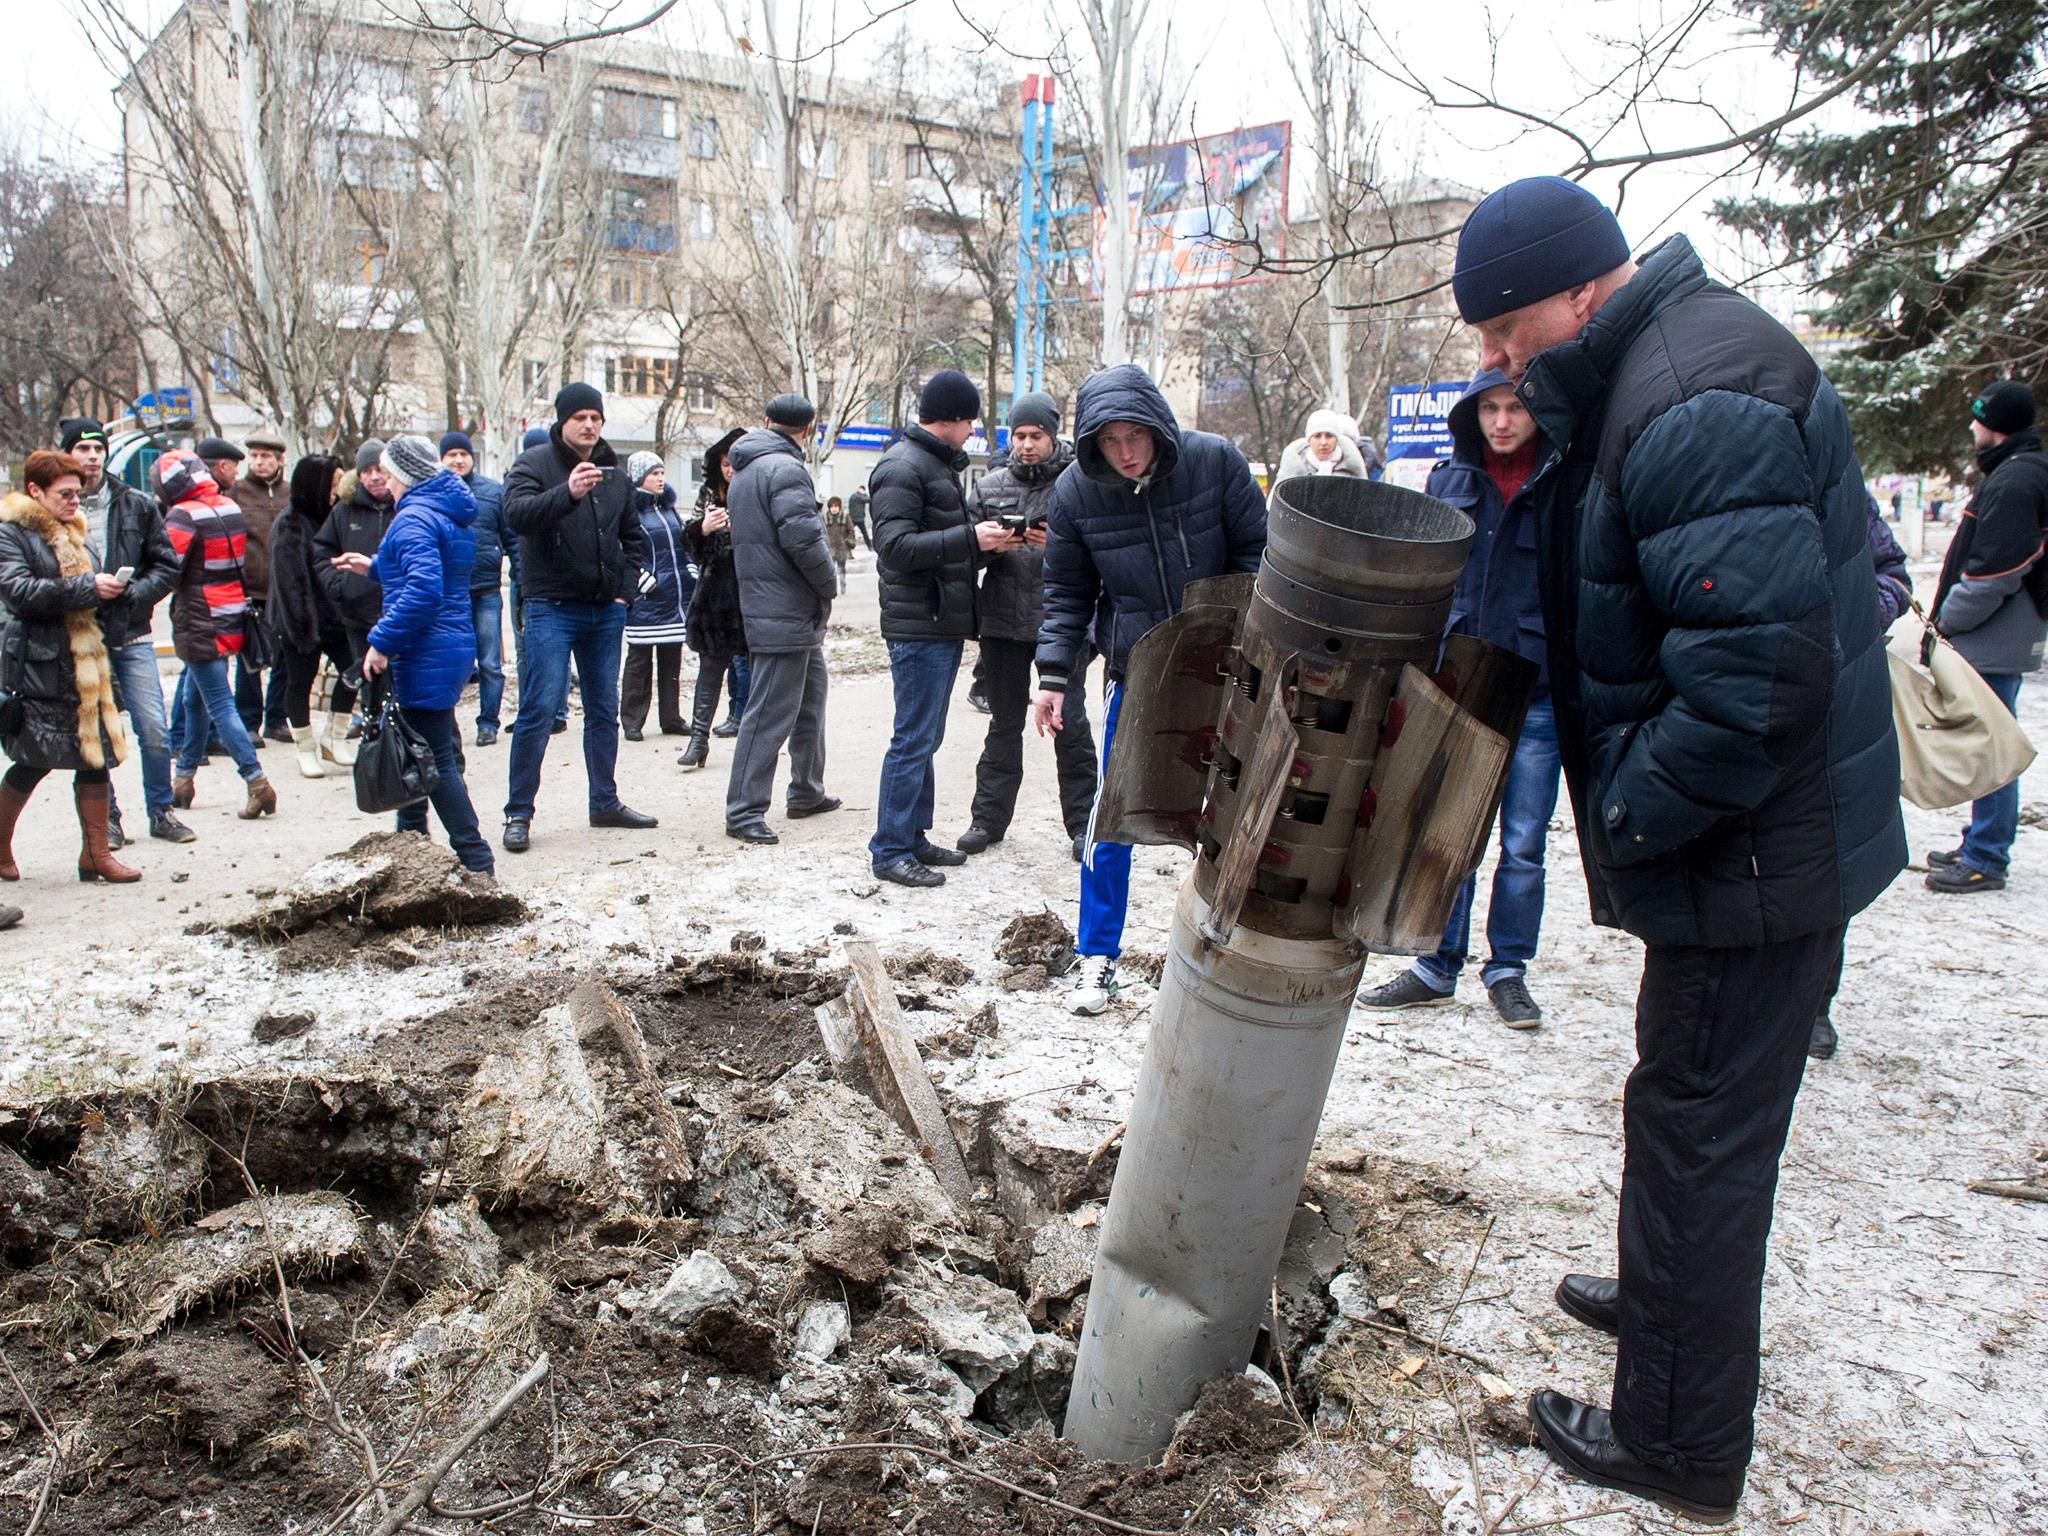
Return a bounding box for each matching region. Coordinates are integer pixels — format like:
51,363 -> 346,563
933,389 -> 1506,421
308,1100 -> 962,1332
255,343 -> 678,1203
1031,363 -> 1267,1014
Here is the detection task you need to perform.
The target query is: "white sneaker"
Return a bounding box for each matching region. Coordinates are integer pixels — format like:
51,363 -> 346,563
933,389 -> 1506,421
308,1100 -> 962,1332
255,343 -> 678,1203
1070,954 -> 1119,1016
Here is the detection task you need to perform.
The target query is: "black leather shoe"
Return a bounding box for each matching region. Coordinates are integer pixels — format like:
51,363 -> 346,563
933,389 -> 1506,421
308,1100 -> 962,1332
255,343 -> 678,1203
1926,863 -> 2005,894
149,812 -> 196,844
623,727 -> 644,742
502,819 -> 532,853
591,805 -> 658,830
1488,975 -> 1543,1029
1808,1012 -> 1838,1061
1925,847 -> 1962,869
956,825 -> 1000,855
786,796 -> 842,819
915,840 -> 968,868
712,717 -> 740,738
1555,1274 -> 1619,1337
876,857 -> 944,888
476,726 -> 499,746
727,822 -> 779,845
1073,834 -> 1087,862
1530,1390 -> 1741,1523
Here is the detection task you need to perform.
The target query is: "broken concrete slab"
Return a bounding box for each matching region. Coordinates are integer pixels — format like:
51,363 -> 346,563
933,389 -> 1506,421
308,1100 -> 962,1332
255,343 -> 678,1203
983,1332 -> 1079,1432
888,1267 -> 1034,1391
68,1103 -> 210,1239
453,1003 -> 625,1215
1023,1204 -> 1102,1322
878,1347 -> 977,1421
223,831 -> 524,941
406,1196 -> 503,1294
643,1251 -> 745,1329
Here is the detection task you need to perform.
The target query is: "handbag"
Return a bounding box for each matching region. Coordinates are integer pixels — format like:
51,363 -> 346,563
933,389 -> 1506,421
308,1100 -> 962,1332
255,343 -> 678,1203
352,674 -> 440,813
1885,599 -> 2036,809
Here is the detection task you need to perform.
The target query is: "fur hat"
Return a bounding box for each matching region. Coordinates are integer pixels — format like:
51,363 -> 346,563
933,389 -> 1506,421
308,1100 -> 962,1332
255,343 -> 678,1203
380,434 -> 442,491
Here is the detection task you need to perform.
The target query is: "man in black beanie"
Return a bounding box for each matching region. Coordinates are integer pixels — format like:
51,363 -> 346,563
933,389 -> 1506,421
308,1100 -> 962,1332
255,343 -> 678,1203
864,369 -> 1019,886
498,382 -> 657,852
1449,176 -> 1905,1520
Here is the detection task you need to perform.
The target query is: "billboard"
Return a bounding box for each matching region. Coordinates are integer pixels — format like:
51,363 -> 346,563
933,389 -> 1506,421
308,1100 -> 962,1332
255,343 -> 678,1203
1381,382 -> 1466,492
1100,122 -> 1291,296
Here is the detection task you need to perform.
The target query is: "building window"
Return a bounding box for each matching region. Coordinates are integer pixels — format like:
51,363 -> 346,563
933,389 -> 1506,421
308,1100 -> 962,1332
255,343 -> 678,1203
601,89 -> 677,140
688,114 -> 719,159
752,128 -> 775,168
868,139 -> 892,184
800,135 -> 838,178
688,198 -> 715,240
522,359 -> 550,398
605,354 -> 677,398
517,87 -> 548,134
686,374 -> 714,412
609,261 -> 657,308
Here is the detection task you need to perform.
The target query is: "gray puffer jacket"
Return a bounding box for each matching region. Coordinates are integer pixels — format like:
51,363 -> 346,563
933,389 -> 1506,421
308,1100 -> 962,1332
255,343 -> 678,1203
727,429 -> 835,652
971,443 -> 1072,643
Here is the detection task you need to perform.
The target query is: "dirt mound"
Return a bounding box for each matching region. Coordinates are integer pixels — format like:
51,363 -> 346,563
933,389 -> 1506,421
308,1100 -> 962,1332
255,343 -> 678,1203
212,831 -> 525,967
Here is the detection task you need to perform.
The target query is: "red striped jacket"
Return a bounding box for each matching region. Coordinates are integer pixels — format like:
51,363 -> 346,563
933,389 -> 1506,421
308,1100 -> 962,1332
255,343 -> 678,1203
158,449 -> 249,662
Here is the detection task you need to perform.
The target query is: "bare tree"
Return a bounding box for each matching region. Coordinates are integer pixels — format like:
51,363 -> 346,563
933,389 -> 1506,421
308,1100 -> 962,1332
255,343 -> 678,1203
1053,0 -> 1154,366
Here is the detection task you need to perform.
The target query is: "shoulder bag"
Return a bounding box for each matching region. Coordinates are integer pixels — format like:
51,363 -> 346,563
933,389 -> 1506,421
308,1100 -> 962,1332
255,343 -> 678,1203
1886,599 -> 2036,809
352,672 -> 440,813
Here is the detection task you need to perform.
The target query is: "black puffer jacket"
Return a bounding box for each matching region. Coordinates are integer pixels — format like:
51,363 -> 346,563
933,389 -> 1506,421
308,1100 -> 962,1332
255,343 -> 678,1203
502,427 -> 647,606
1933,430 -> 2048,675
871,426 -> 979,641
1037,365 -> 1266,689
313,476 -> 394,631
971,443 -> 1072,643
727,429 -> 835,652
1518,234 -> 1906,948
93,478 -> 179,651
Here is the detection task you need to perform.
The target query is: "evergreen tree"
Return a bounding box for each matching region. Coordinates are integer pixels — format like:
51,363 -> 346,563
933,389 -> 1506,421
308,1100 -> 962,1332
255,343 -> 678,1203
1715,1 -> 2046,471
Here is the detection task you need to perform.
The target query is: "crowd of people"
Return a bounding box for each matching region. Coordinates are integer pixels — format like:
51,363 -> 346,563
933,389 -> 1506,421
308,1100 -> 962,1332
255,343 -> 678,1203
0,171 -> 2043,1527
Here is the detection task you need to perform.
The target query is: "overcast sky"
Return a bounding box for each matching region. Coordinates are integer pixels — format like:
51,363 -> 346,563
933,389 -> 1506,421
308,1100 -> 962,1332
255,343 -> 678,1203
12,0 -> 1810,304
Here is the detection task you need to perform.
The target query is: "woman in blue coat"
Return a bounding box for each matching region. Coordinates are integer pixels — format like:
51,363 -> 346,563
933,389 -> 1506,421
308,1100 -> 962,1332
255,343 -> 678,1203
344,436 -> 494,879
620,451 -> 695,740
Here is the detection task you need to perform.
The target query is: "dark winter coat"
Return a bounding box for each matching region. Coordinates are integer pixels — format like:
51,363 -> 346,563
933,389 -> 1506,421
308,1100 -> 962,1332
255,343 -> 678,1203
0,493 -> 127,771
501,427 -> 647,607
464,472 -> 508,594
368,470 -> 479,712
1037,364 -> 1267,689
1933,429 -> 2048,675
1428,369 -> 1548,686
314,477 -> 395,632
726,428 -> 835,653
625,484 -> 694,639
92,478 -> 179,652
871,425 -> 981,642
1864,495 -> 1912,631
970,443 -> 1073,644
1515,234 -> 1906,949
229,470 -> 287,602
271,499 -> 348,654
683,482 -> 746,658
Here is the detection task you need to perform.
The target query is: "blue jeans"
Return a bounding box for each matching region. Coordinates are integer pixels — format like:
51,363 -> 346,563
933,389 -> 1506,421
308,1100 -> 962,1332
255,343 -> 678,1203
504,598 -> 626,822
109,640 -> 173,818
1078,680 -> 1132,958
870,639 -> 963,868
1414,692 -> 1562,992
471,590 -> 506,731
1960,672 -> 2025,877
728,654 -> 752,721
173,656 -> 265,782
396,705 -> 494,872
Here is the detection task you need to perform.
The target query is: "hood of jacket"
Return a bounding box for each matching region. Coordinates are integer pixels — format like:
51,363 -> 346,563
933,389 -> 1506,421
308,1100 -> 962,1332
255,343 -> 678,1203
730,428 -> 805,476
154,448 -> 235,514
397,468 -> 477,526
701,427 -> 745,499
1073,365 -> 1183,489
1444,368 -> 1517,465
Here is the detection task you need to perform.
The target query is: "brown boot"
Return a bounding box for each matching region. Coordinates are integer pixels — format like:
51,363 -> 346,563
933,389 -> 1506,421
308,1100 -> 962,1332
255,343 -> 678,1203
171,774 -> 196,808
238,776 -> 278,820
0,779 -> 30,881
75,782 -> 142,884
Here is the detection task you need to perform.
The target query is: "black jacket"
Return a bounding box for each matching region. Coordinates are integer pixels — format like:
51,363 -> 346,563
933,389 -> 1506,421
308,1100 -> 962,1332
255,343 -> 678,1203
871,425 -> 980,642
1517,235 -> 1905,948
502,427 -> 647,606
0,497 -> 114,771
271,502 -> 346,652
683,483 -> 747,657
970,444 -> 1072,644
1933,430 -> 2048,675
313,479 -> 394,631
93,478 -> 179,651
1037,365 -> 1267,689
727,428 -> 835,652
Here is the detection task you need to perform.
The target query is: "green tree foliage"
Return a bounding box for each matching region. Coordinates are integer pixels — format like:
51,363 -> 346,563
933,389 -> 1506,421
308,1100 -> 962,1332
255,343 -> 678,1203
1715,0 -> 2046,471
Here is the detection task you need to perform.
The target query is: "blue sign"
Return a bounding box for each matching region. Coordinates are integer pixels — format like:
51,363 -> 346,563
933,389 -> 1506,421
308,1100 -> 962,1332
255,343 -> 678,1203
827,424 -> 897,451
1385,382 -> 1466,460
133,387 -> 195,425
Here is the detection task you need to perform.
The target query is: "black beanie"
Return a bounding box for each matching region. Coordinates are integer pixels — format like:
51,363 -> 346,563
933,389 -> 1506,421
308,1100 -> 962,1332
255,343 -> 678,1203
555,381 -> 605,424
919,369 -> 982,424
59,417 -> 108,453
1973,380 -> 2036,436
765,392 -> 816,429
1453,176 -> 1630,324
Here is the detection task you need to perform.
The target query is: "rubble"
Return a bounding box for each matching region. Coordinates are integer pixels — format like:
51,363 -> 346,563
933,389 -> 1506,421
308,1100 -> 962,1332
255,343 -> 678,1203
67,1103 -> 209,1238
642,1250 -> 746,1329
453,1001 -> 626,1214
889,1268 -> 1035,1390
794,1299 -> 852,1360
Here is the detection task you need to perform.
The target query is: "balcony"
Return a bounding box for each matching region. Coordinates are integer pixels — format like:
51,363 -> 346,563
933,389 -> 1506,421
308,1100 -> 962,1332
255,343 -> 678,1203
600,136 -> 680,180
608,220 -> 679,254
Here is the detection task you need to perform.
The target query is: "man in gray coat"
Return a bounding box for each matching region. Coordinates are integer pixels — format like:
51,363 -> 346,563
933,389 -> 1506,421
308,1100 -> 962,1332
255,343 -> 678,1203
724,394 -> 841,842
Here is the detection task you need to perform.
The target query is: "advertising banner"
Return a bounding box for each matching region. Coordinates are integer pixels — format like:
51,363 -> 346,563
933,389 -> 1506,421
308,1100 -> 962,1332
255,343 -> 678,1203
1382,382 -> 1467,492
1099,122 -> 1291,296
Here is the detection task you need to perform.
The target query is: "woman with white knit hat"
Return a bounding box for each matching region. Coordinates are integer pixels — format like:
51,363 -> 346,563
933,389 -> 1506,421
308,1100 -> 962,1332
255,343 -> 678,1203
1272,408 -> 1368,499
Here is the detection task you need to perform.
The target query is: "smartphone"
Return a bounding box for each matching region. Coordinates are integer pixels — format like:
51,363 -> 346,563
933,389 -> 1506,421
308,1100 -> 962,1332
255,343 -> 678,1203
113,565 -> 135,582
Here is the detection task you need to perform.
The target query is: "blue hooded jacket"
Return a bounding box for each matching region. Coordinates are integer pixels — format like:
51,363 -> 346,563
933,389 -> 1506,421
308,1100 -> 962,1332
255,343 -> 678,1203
1427,368 -> 1548,686
369,469 -> 479,711
1036,364 -> 1267,689
625,482 -> 695,635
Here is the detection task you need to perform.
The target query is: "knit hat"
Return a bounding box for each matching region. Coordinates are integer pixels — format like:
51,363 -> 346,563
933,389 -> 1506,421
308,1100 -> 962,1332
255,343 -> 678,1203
765,392 -> 815,429
1305,409 -> 1357,439
1973,380 -> 2036,436
356,438 -> 387,472
380,434 -> 441,491
59,417 -> 107,453
439,430 -> 475,457
195,435 -> 244,463
244,427 -> 287,453
919,369 -> 981,424
521,427 -> 550,451
1008,391 -> 1060,434
555,381 -> 605,424
1453,176 -> 1631,325
627,451 -> 665,487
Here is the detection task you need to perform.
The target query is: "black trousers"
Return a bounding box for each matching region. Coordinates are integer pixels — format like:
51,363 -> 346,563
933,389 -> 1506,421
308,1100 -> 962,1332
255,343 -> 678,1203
280,638 -> 360,728
622,642 -> 686,734
1613,923 -> 1845,1478
970,637 -> 1099,839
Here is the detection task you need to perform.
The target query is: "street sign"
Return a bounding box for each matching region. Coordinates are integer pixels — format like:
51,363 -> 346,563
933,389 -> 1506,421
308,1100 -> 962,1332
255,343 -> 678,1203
132,387 -> 195,426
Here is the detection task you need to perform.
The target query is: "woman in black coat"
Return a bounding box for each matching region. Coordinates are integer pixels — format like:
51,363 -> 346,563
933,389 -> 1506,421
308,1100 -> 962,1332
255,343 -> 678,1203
678,428 -> 750,770
269,454 -> 360,778
0,450 -> 138,883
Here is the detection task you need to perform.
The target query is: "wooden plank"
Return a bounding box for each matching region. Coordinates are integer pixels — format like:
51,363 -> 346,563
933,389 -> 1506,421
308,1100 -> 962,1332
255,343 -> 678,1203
568,973 -> 695,1190
812,994 -> 874,1094
840,941 -> 978,1213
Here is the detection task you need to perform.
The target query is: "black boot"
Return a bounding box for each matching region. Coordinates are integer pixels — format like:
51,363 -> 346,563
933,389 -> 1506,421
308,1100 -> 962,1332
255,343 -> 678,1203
679,668 -> 718,771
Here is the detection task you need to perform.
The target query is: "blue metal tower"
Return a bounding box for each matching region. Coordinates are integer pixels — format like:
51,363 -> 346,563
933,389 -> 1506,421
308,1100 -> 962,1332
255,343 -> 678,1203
1013,74 -> 1089,398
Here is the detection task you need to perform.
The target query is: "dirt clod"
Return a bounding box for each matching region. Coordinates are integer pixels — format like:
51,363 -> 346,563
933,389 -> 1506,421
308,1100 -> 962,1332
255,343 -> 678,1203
993,909 -> 1076,973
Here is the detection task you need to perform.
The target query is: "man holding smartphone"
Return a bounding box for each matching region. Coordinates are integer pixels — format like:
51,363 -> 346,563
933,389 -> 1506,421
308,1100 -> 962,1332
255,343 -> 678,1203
954,392 -> 1098,860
